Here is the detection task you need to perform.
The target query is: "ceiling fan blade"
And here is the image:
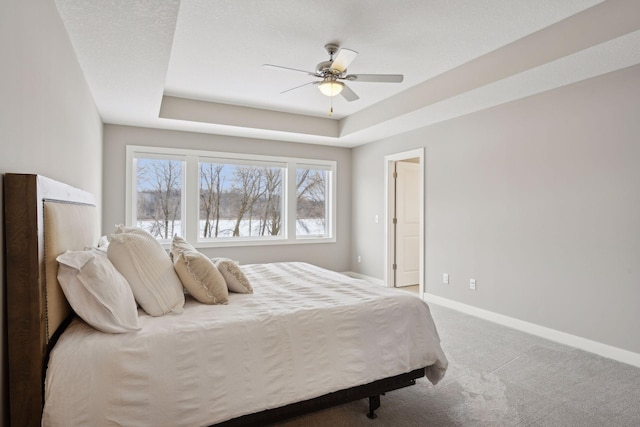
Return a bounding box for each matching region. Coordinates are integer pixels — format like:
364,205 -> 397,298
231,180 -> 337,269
280,81 -> 318,94
330,48 -> 358,73
345,74 -> 404,83
340,84 -> 359,102
263,64 -> 317,76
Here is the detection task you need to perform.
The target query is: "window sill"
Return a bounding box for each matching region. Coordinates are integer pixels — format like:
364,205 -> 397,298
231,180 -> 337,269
160,236 -> 336,250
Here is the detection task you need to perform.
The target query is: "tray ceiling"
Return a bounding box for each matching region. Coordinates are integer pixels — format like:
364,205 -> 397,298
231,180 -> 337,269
54,0 -> 640,147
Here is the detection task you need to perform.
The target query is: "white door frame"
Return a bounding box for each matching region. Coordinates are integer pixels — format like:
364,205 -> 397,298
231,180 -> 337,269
384,148 -> 425,296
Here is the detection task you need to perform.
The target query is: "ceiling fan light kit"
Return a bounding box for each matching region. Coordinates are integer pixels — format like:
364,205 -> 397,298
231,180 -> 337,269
318,78 -> 344,96
264,43 -> 404,108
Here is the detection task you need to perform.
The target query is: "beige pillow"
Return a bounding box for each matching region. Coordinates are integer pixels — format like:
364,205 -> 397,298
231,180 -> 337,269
57,249 -> 140,333
212,257 -> 253,294
107,225 -> 185,316
171,236 -> 228,304
170,234 -> 195,256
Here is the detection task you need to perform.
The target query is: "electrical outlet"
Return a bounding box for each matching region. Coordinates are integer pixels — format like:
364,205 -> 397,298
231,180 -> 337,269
357,256 -> 362,263
443,273 -> 449,284
469,279 -> 476,290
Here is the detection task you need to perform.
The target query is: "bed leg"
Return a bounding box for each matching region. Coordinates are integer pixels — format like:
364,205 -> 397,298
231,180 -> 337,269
367,395 -> 381,419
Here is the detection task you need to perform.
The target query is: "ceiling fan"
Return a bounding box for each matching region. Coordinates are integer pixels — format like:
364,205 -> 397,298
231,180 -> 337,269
263,43 -> 404,102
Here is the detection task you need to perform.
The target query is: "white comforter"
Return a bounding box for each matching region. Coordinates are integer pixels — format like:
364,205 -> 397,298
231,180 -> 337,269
43,262 -> 447,427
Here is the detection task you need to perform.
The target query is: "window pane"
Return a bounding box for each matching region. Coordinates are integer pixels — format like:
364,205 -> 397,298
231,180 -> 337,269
199,162 -> 283,238
136,158 -> 182,239
296,168 -> 328,237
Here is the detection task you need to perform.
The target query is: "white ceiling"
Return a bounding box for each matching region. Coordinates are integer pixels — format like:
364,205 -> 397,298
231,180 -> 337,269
54,0 -> 640,147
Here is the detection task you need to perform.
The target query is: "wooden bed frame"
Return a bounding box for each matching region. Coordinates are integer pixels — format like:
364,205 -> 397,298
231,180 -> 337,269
4,173 -> 426,426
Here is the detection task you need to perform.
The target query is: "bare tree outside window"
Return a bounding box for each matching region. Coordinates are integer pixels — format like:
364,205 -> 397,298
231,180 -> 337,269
296,168 -> 327,237
260,167 -> 282,236
200,162 -> 224,238
199,162 -> 283,238
136,158 -> 182,239
231,166 -> 266,236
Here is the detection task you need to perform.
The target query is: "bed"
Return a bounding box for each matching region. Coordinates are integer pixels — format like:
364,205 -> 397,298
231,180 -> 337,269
4,173 -> 448,427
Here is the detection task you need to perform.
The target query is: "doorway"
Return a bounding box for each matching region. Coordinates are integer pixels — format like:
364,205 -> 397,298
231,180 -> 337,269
384,148 -> 425,297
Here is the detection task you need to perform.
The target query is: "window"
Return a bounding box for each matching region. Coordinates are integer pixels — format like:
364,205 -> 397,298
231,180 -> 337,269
296,166 -> 330,238
126,146 -> 336,247
198,160 -> 284,239
134,157 -> 184,239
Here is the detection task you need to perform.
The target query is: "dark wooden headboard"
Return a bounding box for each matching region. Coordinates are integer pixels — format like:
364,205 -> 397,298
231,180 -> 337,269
4,174 -> 98,427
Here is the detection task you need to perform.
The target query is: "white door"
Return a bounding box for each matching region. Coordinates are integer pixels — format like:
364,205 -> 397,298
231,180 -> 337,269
395,161 -> 420,287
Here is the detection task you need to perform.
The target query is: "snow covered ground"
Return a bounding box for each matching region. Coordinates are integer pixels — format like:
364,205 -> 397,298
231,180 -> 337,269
136,219 -> 326,239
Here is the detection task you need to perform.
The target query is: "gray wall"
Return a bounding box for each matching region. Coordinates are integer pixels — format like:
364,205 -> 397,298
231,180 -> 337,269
352,64 -> 640,355
103,124 -> 352,271
0,1 -> 103,424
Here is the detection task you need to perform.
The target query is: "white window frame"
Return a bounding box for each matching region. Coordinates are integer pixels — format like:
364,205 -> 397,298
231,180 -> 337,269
126,145 -> 337,248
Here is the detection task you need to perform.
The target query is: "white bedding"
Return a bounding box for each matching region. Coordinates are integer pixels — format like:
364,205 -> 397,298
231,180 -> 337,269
43,262 -> 448,427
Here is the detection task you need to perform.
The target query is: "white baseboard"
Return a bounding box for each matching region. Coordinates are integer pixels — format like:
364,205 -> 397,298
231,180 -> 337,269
342,271 -> 385,287
423,293 -> 640,368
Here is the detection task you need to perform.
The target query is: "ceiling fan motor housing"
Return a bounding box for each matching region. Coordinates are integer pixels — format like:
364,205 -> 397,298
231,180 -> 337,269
316,60 -> 343,76
316,43 -> 345,76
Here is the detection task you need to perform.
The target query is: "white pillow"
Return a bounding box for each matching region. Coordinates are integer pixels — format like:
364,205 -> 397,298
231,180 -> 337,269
57,249 -> 140,333
211,257 -> 253,294
107,225 -> 185,316
171,236 -> 228,304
